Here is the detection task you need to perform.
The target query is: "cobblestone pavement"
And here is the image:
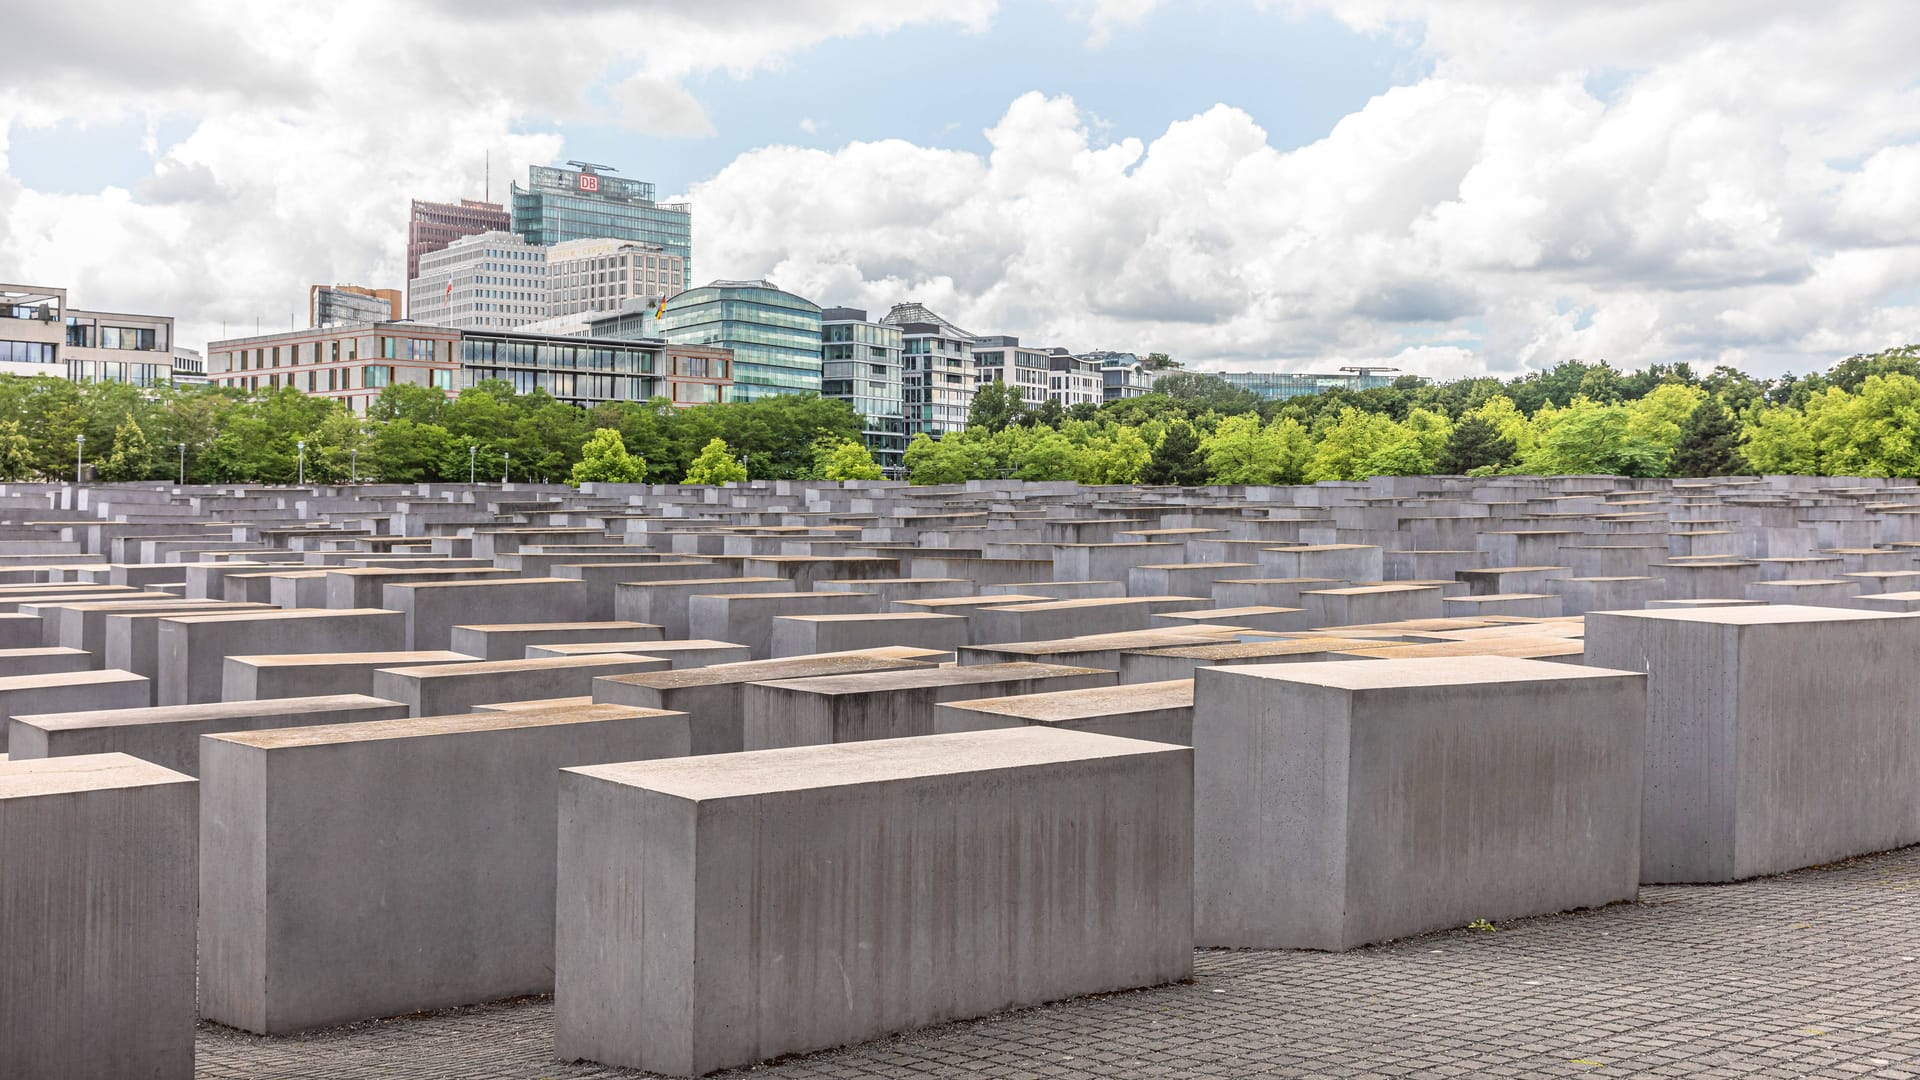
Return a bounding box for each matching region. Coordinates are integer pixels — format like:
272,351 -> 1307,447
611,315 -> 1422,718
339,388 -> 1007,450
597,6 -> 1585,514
198,845 -> 1920,1079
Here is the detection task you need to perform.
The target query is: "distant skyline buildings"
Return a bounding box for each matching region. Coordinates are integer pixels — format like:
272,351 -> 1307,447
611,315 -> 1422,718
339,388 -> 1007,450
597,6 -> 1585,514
310,285 -> 400,328
509,164 -> 692,281
821,306 -> 906,476
653,281 -> 822,403
405,198 -> 511,293
407,231 -> 548,331
884,302 -> 975,441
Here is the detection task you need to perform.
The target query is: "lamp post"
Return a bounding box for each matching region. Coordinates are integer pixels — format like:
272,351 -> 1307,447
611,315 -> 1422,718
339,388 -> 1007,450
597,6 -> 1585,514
296,440 -> 306,486
178,443 -> 186,485
468,444 -> 477,484
502,451 -> 509,485
75,433 -> 83,484
350,448 -> 358,484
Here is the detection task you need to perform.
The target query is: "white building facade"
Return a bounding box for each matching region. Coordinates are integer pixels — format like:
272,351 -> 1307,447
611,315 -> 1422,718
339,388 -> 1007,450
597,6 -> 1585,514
407,231 -> 549,330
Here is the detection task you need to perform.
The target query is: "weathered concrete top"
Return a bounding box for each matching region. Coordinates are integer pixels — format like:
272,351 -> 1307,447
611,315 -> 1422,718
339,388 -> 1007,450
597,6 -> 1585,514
566,726 -> 1181,801
598,654 -> 929,690
452,621 -> 657,634
897,595 -> 1053,610
205,702 -> 679,749
1335,637 -> 1584,660
754,662 -> 1110,697
772,612 -> 964,623
161,607 -> 395,625
942,679 -> 1193,722
973,628 -> 1242,654
982,597 -> 1149,613
1593,603 -> 1917,626
1218,654 -> 1641,691
228,650 -> 474,668
0,750 -> 194,798
1135,636 -> 1399,660
1158,605 -> 1300,619
1304,584 -> 1443,597
388,576 -> 578,592
532,639 -> 740,655
15,694 -> 405,732
376,654 -> 664,679
0,668 -> 146,692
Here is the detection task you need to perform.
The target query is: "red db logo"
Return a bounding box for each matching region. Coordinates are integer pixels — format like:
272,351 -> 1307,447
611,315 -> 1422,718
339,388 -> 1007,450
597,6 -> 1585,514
578,174 -> 600,193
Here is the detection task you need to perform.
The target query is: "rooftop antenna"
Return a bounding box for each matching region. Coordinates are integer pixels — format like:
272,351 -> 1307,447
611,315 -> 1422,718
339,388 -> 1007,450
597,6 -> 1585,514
565,160 -> 618,175
1339,365 -> 1401,377
484,149 -> 489,203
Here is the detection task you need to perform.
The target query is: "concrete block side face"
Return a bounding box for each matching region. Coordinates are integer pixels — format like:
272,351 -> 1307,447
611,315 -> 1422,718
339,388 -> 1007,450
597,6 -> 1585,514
680,753 -> 1192,1076
1,776 -> 199,1079
553,777 -> 698,1076
1339,675 -> 1646,950
230,716 -> 688,1034
1192,670 -> 1351,949
199,739 -> 270,1033
1585,615 -> 1740,883
1731,619 -> 1920,879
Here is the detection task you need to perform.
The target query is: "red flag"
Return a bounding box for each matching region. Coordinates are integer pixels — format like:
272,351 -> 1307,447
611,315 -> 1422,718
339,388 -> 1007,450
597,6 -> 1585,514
444,279 -> 453,297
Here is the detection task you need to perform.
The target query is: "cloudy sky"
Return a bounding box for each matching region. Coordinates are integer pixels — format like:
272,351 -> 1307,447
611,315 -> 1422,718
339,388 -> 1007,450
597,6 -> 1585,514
2,1 -> 1917,380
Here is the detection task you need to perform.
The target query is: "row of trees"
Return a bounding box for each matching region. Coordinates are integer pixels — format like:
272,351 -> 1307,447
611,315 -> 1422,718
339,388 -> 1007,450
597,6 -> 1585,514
899,346 -> 1919,484
0,344 -> 1914,486
0,377 -> 875,485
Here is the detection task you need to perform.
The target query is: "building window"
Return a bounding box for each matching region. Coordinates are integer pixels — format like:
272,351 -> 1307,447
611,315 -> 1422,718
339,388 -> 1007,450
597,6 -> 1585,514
363,365 -> 391,388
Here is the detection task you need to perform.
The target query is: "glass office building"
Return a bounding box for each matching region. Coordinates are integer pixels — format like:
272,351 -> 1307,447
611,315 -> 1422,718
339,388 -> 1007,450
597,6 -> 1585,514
1211,370 -> 1397,400
820,307 -> 906,476
511,165 -> 692,279
654,280 -> 822,402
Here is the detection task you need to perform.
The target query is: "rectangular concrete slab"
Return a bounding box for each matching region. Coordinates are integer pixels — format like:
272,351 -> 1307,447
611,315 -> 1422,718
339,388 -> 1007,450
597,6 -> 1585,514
8,694 -> 411,776
0,753 -> 198,1079
1193,656 -> 1646,951
198,703 -> 692,1036
554,728 -> 1192,1076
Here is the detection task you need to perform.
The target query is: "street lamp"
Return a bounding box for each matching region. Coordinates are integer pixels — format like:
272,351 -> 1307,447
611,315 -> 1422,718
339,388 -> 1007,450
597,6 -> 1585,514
75,433 -> 83,484
296,440 -> 306,486
502,451 -> 509,485
178,443 -> 186,485
350,448 -> 358,484
468,445 -> 477,484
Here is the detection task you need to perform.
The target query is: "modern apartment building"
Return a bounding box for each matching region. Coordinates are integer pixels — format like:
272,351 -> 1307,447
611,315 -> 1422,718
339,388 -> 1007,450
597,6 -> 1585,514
1048,349 -> 1104,408
406,198 -> 510,289
0,282 -> 175,386
1210,369 -> 1397,400
972,335 -> 1050,405
653,280 -> 821,402
881,302 -> 975,440
511,164 -> 692,278
311,284 -> 401,328
545,238 -> 684,318
1083,350 -> 1154,401
820,307 -> 907,476
407,231 -> 549,330
172,347 -> 209,386
205,322 -> 730,414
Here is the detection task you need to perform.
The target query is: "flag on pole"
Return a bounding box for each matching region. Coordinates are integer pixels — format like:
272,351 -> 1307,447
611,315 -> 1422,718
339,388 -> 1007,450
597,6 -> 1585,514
654,296 -> 667,321
444,279 -> 453,298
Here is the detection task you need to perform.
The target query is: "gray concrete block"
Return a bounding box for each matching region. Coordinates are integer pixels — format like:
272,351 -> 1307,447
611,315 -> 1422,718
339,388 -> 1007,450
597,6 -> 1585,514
1585,604 -> 1920,883
372,653 -> 672,716
198,703 -> 690,1036
554,728 -> 1192,1076
0,669 -> 152,752
768,612 -> 968,661
592,653 -> 936,755
742,662 -> 1118,749
383,578 -> 594,649
9,694 -> 409,775
446,621 -> 664,662
525,639 -> 751,668
0,753 -> 197,1079
687,590 -> 884,659
222,650 -> 476,700
157,609 -> 406,706
935,679 -> 1194,744
1193,656 -> 1645,950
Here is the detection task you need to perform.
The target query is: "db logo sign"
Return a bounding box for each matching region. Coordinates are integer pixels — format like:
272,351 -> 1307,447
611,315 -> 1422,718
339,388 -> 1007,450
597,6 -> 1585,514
578,174 -> 600,193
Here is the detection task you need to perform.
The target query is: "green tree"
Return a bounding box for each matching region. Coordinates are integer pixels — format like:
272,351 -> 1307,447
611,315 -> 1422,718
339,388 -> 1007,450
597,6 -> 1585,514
1151,372 -> 1261,416
1741,405 -> 1816,474
1075,425 -> 1152,484
1523,398 -> 1665,476
570,427 -> 647,486
0,420 -> 30,480
1668,398 -> 1747,477
967,381 -> 1028,434
683,437 -> 747,485
1140,421 -> 1207,485
1435,413 -> 1517,473
1200,414 -> 1312,484
97,413 -> 153,482
822,439 -> 883,481
1304,408 -> 1399,481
